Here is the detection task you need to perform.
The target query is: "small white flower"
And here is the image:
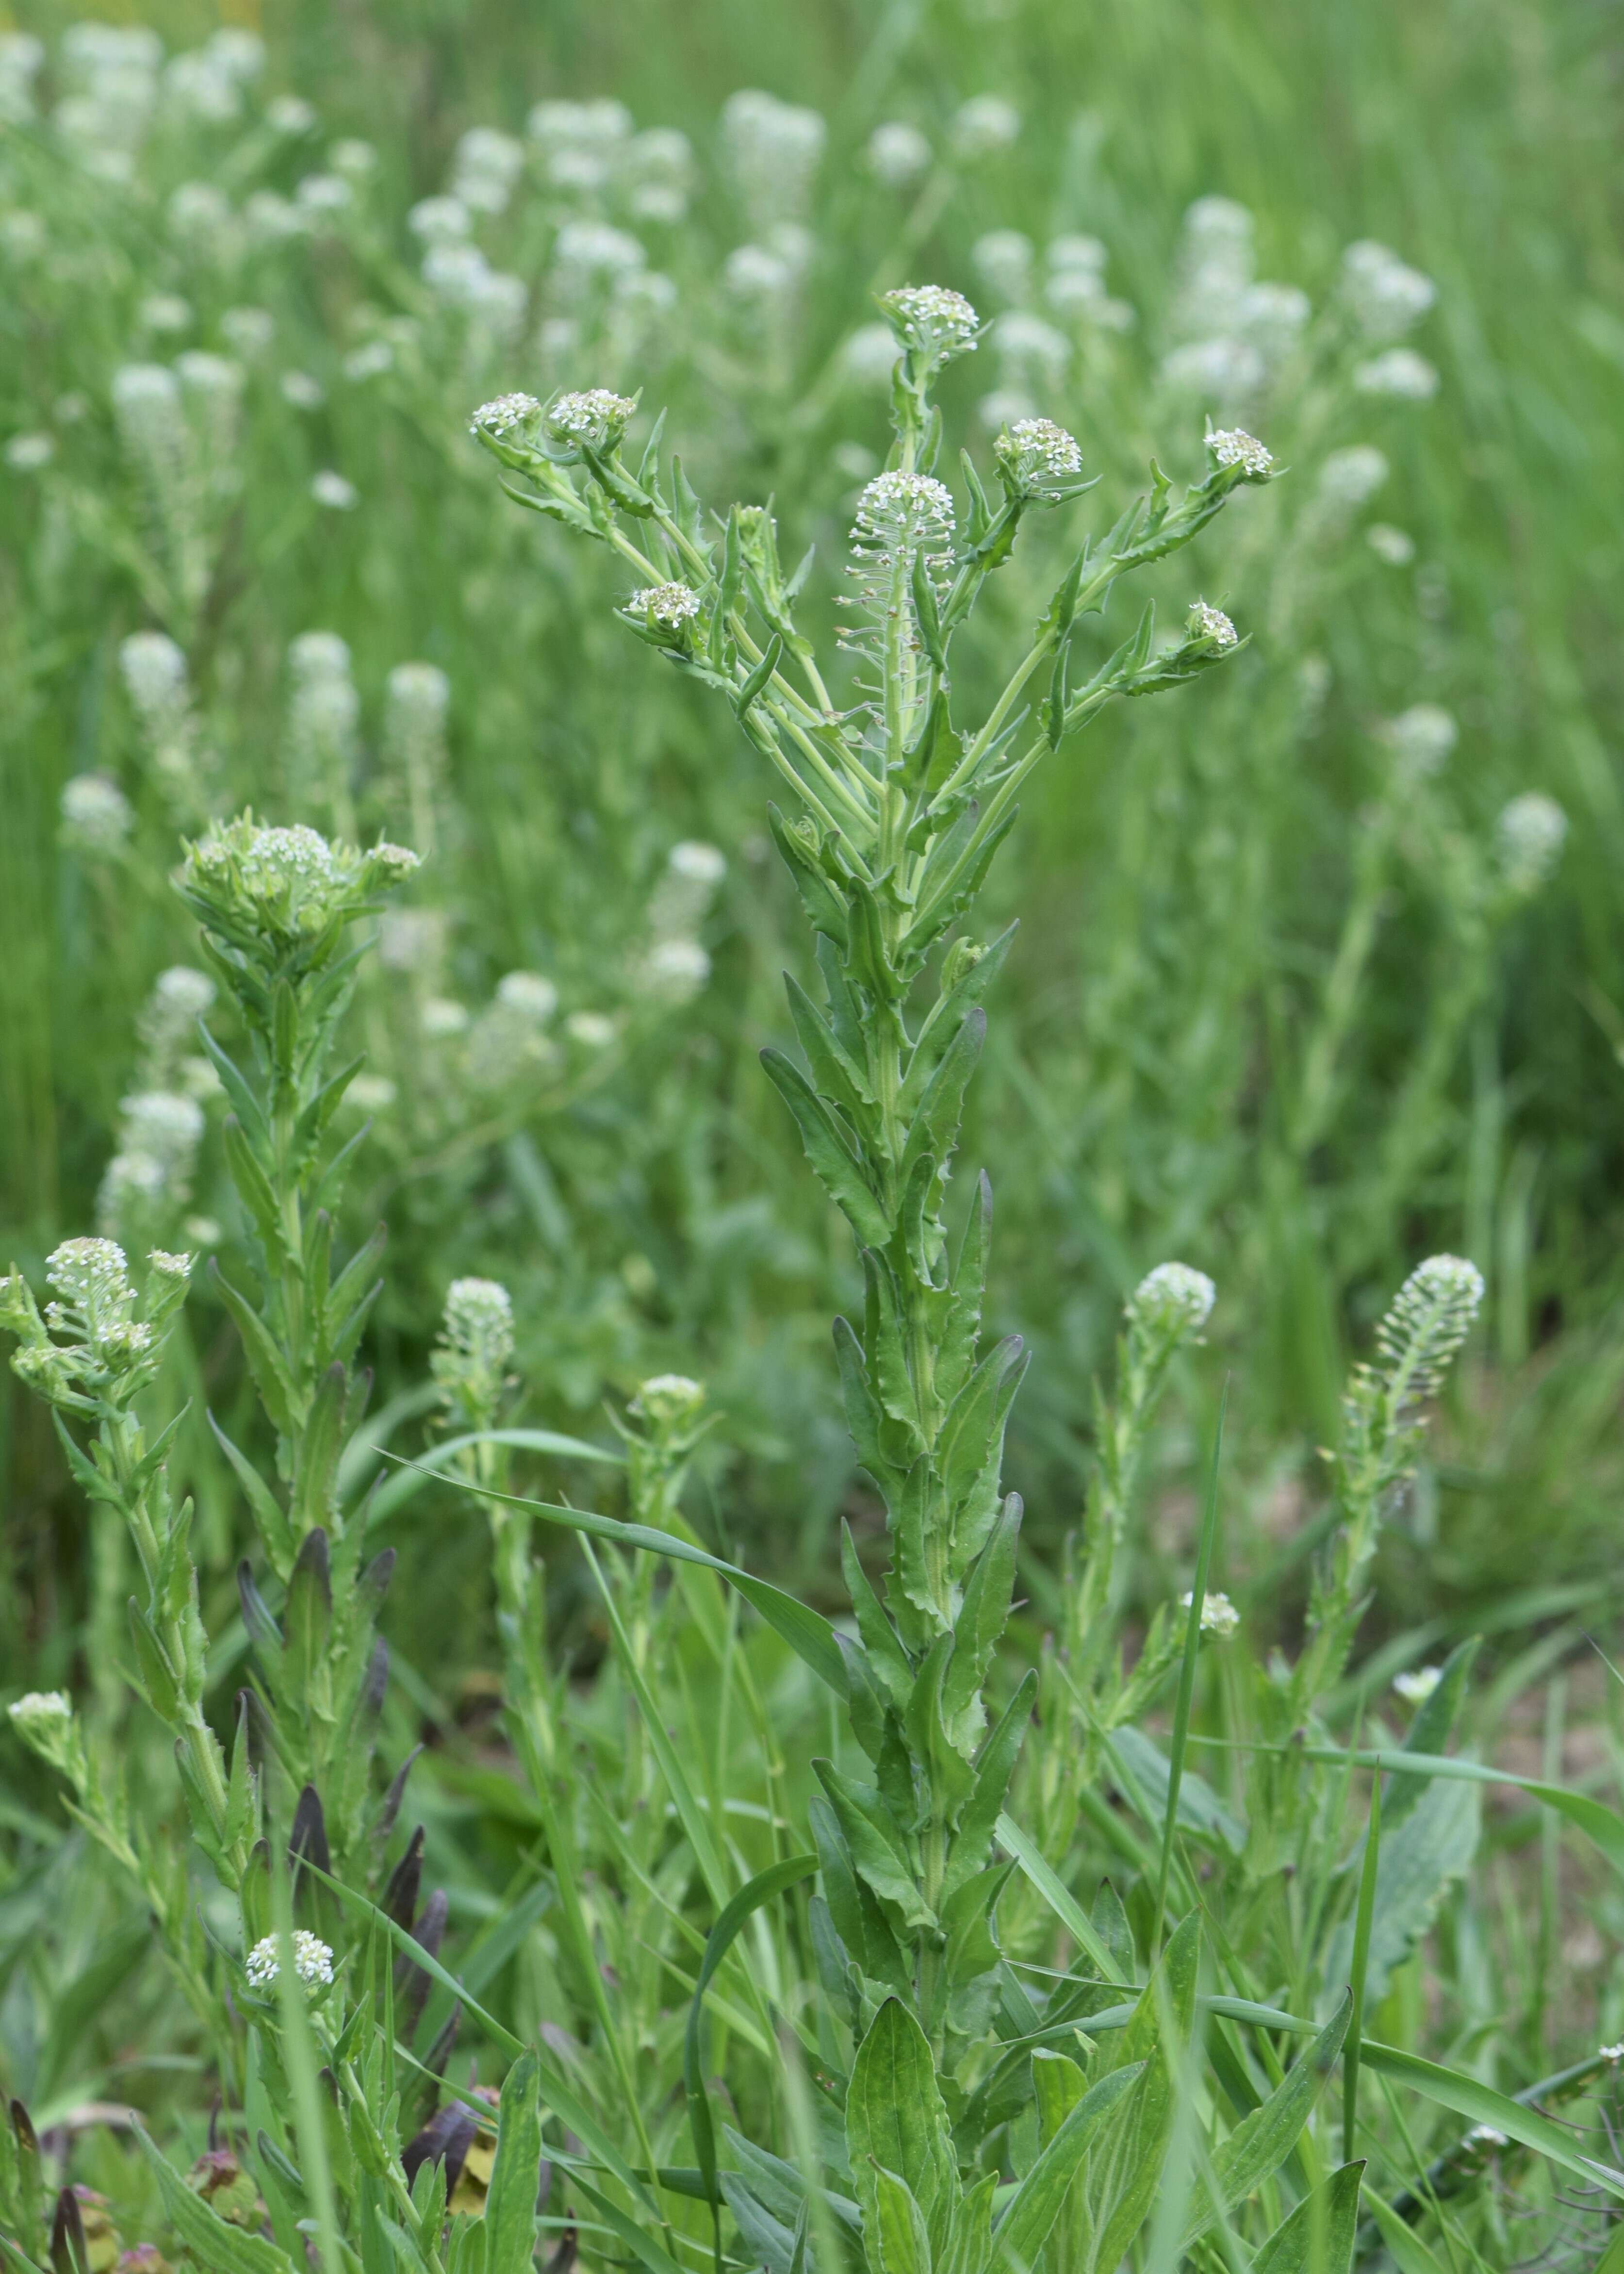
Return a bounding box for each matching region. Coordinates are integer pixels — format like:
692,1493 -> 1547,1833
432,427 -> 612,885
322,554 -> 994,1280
1187,600 -> 1239,649
245,1929 -> 335,1990
1599,2043 -> 1624,2064
952,95 -> 1020,156
329,137 -> 377,179
311,470 -> 358,510
345,1073 -> 396,1115
1316,446 -> 1390,511
1385,703 -> 1457,779
1342,240 -> 1436,342
1497,792 -> 1567,892
972,229 -> 1034,304
1354,348 -> 1439,401
438,1276 -> 515,1383
9,1690 -> 72,1730
668,841 -> 726,886
633,1372 -> 706,1427
856,468 -> 957,528
1465,2124 -> 1507,2151
842,323 -> 902,389
267,95 -> 317,136
566,1010 -> 616,1049
1131,1261 -> 1217,1337
422,997 -> 471,1038
344,341 -> 394,382
5,432 -> 53,471
1206,426 -> 1273,477
408,195 -> 471,244
628,582 -> 701,627
645,938 -> 711,999
868,120 -> 931,185
1181,1590 -> 1240,1639
296,173 -> 351,217
139,294 -> 193,337
496,971 -> 558,1021
1394,1665 -> 1443,1705
221,306 -> 275,359
61,773 -> 134,851
1366,524 -> 1415,566
281,370 -> 325,410
997,416 -> 1083,490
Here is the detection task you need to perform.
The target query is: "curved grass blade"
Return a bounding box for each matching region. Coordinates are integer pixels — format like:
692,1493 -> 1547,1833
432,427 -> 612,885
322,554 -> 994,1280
1343,1773 -> 1381,2163
1155,1380 -> 1227,1948
380,1458 -> 849,1697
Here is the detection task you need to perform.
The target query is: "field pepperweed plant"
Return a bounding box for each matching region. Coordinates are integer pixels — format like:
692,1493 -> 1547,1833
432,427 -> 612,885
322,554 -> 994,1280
5,14 -> 1624,2274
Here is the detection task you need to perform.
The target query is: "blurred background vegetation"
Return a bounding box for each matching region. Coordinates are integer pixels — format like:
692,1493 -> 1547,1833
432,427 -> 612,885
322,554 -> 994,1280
1,0 -> 1622,1700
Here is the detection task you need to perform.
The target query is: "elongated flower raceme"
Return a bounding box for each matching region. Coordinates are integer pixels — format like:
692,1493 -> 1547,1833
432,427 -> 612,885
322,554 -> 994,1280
837,469 -> 955,666
1375,1253 -> 1484,1410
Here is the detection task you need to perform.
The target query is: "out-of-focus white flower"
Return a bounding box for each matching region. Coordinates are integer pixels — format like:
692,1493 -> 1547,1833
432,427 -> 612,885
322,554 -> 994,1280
868,120 -> 931,184
1342,240 -> 1436,341
311,470 -> 358,510
409,195 -> 471,244
842,323 -> 902,390
992,310 -> 1068,388
220,306 -> 274,359
1394,1665 -> 1443,1705
952,95 -> 1020,156
1238,281 -> 1311,367
244,190 -> 303,243
9,1690 -> 72,1732
344,341 -> 394,381
5,433 -> 53,471
245,1930 -> 334,1990
1376,1256 -> 1484,1405
344,1074 -> 397,1116
723,89 -> 826,223
567,1010 -> 616,1049
1316,445 -> 1389,510
644,937 -> 711,1000
1367,524 -> 1415,566
296,172 -> 352,219
724,243 -> 794,302
1497,792 -> 1567,893
422,997 -> 470,1038
452,127 -> 525,214
139,294 -> 193,337
1354,347 -> 1439,400
267,95 -> 317,136
1385,703 -> 1457,779
281,369 -> 325,409
973,229 -> 1034,306
1160,337 -> 1265,405
1181,1590 -> 1240,1638
61,773 -> 134,852
329,137 -> 377,179
496,971 -> 558,1022
632,1372 -> 706,1428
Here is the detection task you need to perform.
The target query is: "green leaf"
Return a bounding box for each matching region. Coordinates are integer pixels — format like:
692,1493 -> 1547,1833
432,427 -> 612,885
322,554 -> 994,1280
211,1413 -> 295,1572
993,1813 -> 1122,1980
941,1496 -> 1020,1747
135,2128 -> 296,2274
209,1261 -> 298,1440
841,1522 -> 914,1710
1385,1636 -> 1480,1831
869,2165 -> 932,2274
787,972 -> 875,1116
1358,2040 -> 1624,2201
1184,1993 -> 1351,2245
687,1858 -> 819,2268
1320,1771 -> 1479,2010
1252,2162 -> 1366,2273
897,1009 -> 985,1193
992,2064 -> 1144,2274
847,2001 -> 960,2262
482,2054 -> 541,2274
733,633 -> 784,720
942,1671 -> 1037,1899
1343,1774 -> 1380,2162
1358,2189 -> 1450,2274
761,1048 -> 893,1247
816,1763 -> 935,1932
1085,1914 -> 1202,2270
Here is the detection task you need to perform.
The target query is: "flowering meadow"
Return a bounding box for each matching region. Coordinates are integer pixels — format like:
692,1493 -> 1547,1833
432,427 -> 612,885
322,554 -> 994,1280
2,4 -> 1623,2270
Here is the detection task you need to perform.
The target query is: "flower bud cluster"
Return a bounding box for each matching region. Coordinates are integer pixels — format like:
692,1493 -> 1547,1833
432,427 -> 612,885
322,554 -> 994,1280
880,283 -> 981,366
1181,1589 -> 1240,1639
1375,1254 -> 1483,1410
995,416 -> 1084,498
432,1275 -> 515,1425
1129,1261 -> 1217,1342
180,816 -> 418,965
1,1239 -> 193,1413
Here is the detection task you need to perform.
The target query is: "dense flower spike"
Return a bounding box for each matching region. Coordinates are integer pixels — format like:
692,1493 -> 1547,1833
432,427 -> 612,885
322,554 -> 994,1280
878,281 -> 980,362
627,581 -> 701,626
1187,599 -> 1239,648
1206,426 -> 1274,476
1181,1588 -> 1240,1638
1130,1260 -> 1217,1338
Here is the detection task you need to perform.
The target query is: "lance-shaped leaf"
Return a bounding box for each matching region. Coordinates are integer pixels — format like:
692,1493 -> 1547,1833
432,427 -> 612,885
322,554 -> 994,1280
941,1495 -> 1022,1750
1083,1912 -> 1202,2270
941,1670 -> 1036,1900
991,2063 -> 1144,2274
816,1762 -> 935,1932
209,1262 -> 298,1440
1182,1992 -> 1352,2245
762,1048 -> 893,1248
897,1009 -> 985,1192
847,2001 -> 960,2263
787,971 -> 875,1117
483,2054 -> 542,2274
841,1522 -> 915,1710
1252,2162 -> 1366,2273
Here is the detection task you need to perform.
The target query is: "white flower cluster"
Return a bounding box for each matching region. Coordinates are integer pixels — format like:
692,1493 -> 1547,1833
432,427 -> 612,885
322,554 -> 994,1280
632,1372 -> 706,1428
868,120 -> 931,186
1187,600 -> 1239,649
470,392 -> 542,442
1162,198 -> 1309,412
183,818 -> 418,954
881,283 -> 980,362
546,388 -> 636,449
628,582 -> 701,628
1497,792 -> 1567,894
1207,427 -> 1273,477
432,1276 -> 515,1421
1130,1261 -> 1217,1339
1181,1590 -> 1240,1639
245,1930 -> 335,1990
9,1690 -> 72,1733
997,417 -> 1083,492
1354,348 -> 1439,400
722,90 -> 826,225
1342,240 -> 1436,342
61,773 -> 135,854
1386,704 -> 1457,781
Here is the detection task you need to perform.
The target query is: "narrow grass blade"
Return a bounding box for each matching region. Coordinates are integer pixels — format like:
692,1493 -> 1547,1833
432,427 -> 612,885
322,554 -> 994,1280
684,1855 -> 818,2273
1155,1379 -> 1228,1947
381,1458 -> 849,1697
1359,2040 -> 1624,2201
1343,1772 -> 1380,2162
993,1812 -> 1124,1979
